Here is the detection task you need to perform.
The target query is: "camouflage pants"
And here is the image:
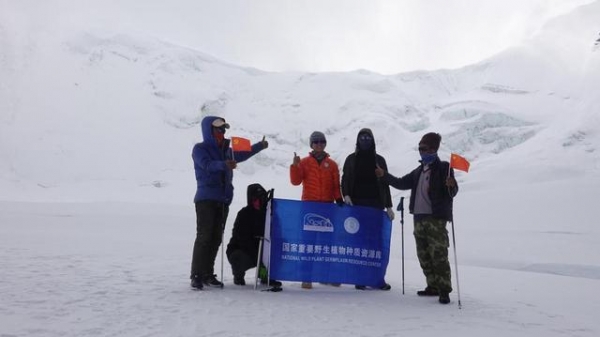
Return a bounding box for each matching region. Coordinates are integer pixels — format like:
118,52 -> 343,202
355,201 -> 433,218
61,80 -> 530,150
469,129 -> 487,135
413,216 -> 452,293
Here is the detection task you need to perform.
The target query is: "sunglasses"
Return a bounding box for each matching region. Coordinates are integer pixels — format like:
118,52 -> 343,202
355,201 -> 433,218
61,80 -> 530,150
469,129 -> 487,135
418,145 -> 431,152
312,140 -> 327,145
359,134 -> 373,141
213,126 -> 227,134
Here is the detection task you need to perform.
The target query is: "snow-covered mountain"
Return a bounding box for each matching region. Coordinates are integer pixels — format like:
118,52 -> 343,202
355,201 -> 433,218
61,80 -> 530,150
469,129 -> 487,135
1,2 -> 599,204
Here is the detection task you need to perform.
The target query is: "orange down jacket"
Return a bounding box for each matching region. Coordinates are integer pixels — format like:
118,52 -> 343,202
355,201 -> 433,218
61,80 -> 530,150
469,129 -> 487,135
289,153 -> 342,202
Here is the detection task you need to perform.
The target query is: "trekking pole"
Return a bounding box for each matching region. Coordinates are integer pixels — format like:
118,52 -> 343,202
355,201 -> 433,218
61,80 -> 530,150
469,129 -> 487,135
264,189 -> 274,288
254,237 -> 264,290
450,220 -> 462,309
220,204 -> 226,289
396,197 -> 405,295
265,237 -> 272,285
220,223 -> 225,289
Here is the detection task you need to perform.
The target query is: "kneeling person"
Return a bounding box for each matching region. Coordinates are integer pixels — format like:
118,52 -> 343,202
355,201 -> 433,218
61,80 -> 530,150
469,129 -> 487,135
226,183 -> 281,287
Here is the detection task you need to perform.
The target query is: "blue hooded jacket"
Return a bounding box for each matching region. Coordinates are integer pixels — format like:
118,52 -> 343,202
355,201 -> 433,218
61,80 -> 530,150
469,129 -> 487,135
192,116 -> 265,205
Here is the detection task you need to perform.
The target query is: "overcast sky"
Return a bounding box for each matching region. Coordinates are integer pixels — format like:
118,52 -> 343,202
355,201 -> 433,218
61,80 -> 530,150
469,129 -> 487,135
7,0 -> 595,74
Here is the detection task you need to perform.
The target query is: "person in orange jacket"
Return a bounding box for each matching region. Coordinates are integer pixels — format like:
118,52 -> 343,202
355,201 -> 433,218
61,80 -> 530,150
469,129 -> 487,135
290,131 -> 344,289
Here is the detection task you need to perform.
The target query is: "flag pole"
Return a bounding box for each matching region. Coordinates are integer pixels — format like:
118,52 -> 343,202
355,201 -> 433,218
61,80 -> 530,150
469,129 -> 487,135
221,141 -> 234,289
448,154 -> 462,309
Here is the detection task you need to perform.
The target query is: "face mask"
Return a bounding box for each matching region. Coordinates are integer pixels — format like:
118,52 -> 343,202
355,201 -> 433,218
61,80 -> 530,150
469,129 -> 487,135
213,129 -> 225,143
358,134 -> 374,151
358,138 -> 373,150
420,152 -> 438,164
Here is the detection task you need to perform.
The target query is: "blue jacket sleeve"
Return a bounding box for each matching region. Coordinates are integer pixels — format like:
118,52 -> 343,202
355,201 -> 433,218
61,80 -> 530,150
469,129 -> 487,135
231,142 -> 265,163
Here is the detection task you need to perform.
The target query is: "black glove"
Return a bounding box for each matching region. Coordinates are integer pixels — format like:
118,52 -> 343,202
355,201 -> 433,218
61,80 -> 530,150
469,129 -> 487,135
335,198 -> 345,207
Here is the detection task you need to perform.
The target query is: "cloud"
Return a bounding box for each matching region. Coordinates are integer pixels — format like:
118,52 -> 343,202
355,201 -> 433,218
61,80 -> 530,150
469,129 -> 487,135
4,0 -> 595,74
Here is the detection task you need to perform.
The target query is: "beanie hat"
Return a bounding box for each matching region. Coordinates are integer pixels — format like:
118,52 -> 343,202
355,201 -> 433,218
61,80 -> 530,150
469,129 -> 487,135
420,132 -> 441,151
309,131 -> 327,146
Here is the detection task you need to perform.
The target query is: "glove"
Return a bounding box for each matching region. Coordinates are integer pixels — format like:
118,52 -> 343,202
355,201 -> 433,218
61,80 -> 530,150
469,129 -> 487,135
225,160 -> 237,170
343,195 -> 353,206
335,198 -> 345,207
386,207 -> 395,221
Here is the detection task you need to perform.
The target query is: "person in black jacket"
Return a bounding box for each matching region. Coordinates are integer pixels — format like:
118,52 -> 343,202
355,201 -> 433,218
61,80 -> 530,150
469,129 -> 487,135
342,128 -> 394,291
375,132 -> 458,304
226,183 -> 281,287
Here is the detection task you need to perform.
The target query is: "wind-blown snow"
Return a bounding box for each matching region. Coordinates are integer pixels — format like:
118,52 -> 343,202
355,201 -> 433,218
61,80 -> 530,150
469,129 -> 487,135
1,1 -> 600,336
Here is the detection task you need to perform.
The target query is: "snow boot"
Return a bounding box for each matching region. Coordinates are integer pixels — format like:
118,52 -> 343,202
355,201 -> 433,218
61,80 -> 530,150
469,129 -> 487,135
319,282 -> 341,287
417,286 -> 439,296
439,292 -> 450,304
202,274 -> 224,288
233,276 -> 246,286
190,275 -> 204,290
261,279 -> 282,287
379,282 -> 392,291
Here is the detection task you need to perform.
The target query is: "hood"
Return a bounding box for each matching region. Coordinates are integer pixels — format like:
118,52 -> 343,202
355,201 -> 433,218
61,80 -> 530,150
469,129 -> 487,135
201,116 -> 226,145
355,128 -> 376,153
246,183 -> 267,206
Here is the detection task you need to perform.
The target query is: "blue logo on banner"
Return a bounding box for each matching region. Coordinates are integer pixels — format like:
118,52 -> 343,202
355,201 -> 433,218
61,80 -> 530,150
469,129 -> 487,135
267,199 -> 392,287
303,213 -> 334,232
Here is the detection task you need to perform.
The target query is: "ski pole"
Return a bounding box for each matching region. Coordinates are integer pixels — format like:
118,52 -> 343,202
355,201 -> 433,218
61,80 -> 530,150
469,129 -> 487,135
450,220 -> 462,308
396,197 -> 405,295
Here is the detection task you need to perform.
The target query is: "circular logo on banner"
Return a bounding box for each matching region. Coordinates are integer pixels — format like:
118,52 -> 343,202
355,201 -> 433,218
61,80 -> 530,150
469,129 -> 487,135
344,217 -> 360,234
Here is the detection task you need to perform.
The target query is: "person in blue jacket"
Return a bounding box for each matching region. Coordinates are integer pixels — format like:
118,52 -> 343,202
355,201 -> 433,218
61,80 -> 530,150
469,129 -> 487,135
190,116 -> 268,290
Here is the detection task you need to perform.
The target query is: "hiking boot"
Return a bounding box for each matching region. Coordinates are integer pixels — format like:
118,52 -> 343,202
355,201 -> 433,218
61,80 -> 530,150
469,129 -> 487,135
202,274 -> 224,288
261,279 -> 282,287
233,276 -> 246,286
355,283 -> 391,290
439,292 -> 450,304
190,275 -> 204,290
301,282 -> 313,289
417,286 -> 439,296
319,282 -> 341,287
379,283 -> 392,291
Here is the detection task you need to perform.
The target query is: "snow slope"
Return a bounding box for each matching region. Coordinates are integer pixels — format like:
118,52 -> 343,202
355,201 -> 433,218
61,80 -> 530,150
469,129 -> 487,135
1,2 -> 600,203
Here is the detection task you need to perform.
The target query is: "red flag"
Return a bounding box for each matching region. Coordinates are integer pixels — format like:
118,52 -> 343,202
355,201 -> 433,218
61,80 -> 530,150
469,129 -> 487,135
231,137 -> 252,152
450,153 -> 470,172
